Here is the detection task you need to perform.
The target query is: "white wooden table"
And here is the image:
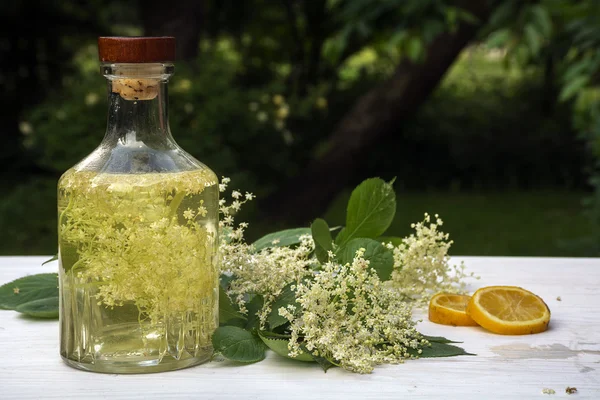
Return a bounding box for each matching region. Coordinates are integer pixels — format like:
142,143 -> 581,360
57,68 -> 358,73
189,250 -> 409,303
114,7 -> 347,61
0,256 -> 599,399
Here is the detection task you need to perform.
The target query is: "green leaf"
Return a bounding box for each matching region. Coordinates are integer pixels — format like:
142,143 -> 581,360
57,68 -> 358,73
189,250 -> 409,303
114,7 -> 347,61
0,273 -> 58,310
212,326 -> 266,363
42,254 -> 58,265
337,238 -> 394,281
415,342 -> 475,358
245,294 -> 264,330
335,178 -> 396,247
524,24 -> 541,56
15,297 -> 59,318
268,284 -> 297,330
219,286 -> 247,325
486,28 -> 512,48
301,344 -> 335,372
422,335 -> 462,344
258,332 -> 314,362
406,36 -> 424,62
530,5 -> 552,37
252,228 -> 311,252
560,75 -> 590,101
311,218 -> 333,263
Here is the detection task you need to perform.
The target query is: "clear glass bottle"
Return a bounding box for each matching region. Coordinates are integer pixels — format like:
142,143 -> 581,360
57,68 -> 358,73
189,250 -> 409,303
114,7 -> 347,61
58,37 -> 219,373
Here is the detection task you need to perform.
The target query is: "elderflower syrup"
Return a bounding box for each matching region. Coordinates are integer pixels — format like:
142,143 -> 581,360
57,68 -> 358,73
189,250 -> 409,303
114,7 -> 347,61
58,37 -> 219,373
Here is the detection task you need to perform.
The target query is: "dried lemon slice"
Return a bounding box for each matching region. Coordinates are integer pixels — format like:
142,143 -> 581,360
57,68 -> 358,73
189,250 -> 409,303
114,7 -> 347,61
428,292 -> 478,326
466,286 -> 550,335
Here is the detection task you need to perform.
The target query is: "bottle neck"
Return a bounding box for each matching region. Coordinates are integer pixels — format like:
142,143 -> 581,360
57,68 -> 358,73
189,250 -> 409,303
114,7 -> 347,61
102,63 -> 174,148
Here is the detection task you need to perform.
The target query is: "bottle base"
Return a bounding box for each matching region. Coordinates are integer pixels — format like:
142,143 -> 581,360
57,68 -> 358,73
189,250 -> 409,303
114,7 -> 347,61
61,353 -> 212,374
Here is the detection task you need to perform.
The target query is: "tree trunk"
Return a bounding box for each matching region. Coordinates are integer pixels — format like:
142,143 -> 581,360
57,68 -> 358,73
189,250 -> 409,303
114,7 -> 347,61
141,0 -> 204,61
264,1 -> 495,225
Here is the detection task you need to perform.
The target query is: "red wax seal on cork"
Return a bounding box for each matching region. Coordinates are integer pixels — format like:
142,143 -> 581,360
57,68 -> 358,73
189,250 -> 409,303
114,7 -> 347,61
98,37 -> 176,63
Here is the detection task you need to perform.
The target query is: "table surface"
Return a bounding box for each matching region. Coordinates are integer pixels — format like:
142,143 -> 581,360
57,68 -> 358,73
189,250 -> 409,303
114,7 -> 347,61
0,256 -> 599,399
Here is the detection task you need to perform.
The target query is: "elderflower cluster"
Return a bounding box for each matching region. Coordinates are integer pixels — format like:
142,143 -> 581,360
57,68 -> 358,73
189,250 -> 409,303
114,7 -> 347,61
388,213 -> 476,304
218,176 -> 315,326
59,169 -> 219,330
282,249 -> 427,374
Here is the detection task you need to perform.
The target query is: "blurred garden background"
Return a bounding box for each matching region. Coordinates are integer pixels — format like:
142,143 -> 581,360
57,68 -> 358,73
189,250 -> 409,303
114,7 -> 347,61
1,0 -> 599,256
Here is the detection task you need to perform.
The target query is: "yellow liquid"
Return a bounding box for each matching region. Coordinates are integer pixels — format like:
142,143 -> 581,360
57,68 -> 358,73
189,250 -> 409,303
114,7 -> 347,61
58,169 -> 219,373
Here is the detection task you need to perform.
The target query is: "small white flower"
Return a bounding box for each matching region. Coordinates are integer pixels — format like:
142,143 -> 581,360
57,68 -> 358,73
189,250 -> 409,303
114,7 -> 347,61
231,190 -> 241,199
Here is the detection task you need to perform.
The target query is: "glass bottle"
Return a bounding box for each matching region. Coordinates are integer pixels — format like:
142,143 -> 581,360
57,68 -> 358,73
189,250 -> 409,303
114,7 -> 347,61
58,37 -> 219,373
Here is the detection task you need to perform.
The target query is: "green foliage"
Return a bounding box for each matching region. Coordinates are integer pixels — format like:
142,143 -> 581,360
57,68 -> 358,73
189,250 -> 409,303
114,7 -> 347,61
0,273 -> 59,318
219,286 -> 247,326
0,178 -> 58,255
336,238 -> 394,281
212,326 -> 267,363
335,178 -> 396,247
311,218 -> 333,263
216,177 -> 471,370
252,228 -> 312,251
15,297 -> 59,319
258,332 -> 314,362
267,284 -> 298,330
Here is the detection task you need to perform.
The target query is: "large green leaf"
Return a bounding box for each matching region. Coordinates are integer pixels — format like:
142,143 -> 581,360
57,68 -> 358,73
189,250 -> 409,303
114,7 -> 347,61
337,238 -> 394,281
212,326 -> 266,363
267,284 -> 297,330
258,331 -> 314,362
15,297 -> 59,318
335,178 -> 396,247
252,228 -> 311,251
0,273 -> 59,311
311,218 -> 333,263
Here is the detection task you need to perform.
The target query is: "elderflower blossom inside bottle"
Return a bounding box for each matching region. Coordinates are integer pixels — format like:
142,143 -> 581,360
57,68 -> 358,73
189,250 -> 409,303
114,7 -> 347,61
58,37 -> 219,373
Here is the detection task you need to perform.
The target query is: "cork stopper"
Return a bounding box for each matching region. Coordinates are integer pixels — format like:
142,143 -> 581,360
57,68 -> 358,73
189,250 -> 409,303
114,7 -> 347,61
98,37 -> 176,63
99,37 -> 175,101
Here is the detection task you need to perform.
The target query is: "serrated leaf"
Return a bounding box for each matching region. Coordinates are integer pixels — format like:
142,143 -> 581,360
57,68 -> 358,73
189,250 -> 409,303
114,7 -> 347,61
415,342 -> 474,358
335,178 -> 396,247
15,297 -> 59,318
212,326 -> 266,363
268,284 -> 297,330
258,332 -> 314,362
219,286 -> 246,325
311,218 -> 333,263
252,228 -> 311,252
0,273 -> 58,310
337,238 -> 394,281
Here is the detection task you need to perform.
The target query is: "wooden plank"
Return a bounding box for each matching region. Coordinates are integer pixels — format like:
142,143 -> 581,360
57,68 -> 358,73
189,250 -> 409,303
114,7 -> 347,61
0,256 -> 598,399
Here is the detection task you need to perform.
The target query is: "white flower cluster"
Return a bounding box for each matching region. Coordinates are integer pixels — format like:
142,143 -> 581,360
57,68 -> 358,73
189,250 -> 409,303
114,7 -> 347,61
218,178 -> 315,326
282,249 -> 426,374
388,213 -> 476,304
216,181 -> 472,373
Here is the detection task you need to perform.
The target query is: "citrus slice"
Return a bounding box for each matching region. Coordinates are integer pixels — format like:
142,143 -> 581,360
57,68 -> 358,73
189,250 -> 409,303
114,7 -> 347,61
466,286 -> 550,335
428,292 -> 478,326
